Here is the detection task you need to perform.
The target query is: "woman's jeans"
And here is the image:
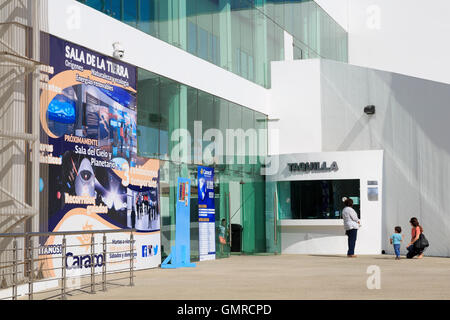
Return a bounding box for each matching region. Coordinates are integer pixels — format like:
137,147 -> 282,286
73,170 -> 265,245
393,244 -> 401,257
407,245 -> 423,259
345,229 -> 358,256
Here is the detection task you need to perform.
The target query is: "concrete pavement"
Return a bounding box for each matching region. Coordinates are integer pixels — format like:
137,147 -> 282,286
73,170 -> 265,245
56,254 -> 450,300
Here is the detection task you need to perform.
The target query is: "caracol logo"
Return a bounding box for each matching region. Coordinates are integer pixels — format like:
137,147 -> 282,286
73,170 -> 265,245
65,252 -> 104,270
142,245 -> 158,258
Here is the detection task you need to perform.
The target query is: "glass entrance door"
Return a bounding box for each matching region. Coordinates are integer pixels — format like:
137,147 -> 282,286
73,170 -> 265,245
229,180 -> 242,253
265,180 -> 281,254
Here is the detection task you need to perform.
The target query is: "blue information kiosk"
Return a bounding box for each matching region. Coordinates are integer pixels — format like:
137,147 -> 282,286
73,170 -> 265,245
161,177 -> 196,269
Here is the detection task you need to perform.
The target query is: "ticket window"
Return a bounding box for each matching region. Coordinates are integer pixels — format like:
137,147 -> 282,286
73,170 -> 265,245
278,179 -> 360,220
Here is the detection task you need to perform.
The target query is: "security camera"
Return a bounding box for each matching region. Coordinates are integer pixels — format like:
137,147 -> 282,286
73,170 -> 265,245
364,105 -> 376,115
112,42 -> 125,59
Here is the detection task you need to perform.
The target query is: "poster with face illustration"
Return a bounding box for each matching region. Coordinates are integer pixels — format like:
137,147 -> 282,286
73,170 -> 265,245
38,33 -> 160,278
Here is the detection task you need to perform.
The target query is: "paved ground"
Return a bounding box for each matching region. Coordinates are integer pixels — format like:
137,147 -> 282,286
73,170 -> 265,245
55,254 -> 450,300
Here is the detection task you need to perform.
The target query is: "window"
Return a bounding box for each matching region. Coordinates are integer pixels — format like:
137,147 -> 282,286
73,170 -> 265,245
123,0 -> 138,26
278,180 -> 360,220
104,0 -> 122,19
187,21 -> 198,54
198,27 -> 209,60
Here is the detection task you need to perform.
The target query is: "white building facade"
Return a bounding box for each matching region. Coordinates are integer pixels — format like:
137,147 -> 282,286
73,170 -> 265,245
1,0 -> 449,261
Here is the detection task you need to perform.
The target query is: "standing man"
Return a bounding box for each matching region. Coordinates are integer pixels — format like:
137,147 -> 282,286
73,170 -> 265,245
342,198 -> 360,257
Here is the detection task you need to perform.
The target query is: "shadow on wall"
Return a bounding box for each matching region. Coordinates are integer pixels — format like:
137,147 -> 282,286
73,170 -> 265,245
382,74 -> 450,257
320,60 -> 450,257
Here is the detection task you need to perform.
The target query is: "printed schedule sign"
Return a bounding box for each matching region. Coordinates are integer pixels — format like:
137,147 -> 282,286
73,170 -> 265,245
198,166 -> 216,261
38,33 -> 161,278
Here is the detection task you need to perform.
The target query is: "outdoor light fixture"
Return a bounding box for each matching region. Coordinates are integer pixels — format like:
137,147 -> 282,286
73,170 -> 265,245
364,105 -> 376,115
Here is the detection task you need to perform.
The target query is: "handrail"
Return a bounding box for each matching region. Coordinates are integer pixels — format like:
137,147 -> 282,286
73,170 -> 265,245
0,229 -> 136,238
0,229 -> 136,300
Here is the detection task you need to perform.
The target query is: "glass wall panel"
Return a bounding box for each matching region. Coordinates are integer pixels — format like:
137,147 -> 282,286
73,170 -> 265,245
124,0 -> 138,27
198,91 -> 215,164
136,65 -> 268,260
242,107 -> 255,174
105,0 -> 122,19
215,97 -> 229,166
186,87 -> 198,163
159,78 -> 180,160
83,0 -> 103,11
80,0 -> 348,88
137,70 -> 160,158
138,0 -> 151,34
227,102 -> 243,173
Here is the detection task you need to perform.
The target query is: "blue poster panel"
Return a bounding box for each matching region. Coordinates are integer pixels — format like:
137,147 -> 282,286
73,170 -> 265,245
38,33 -> 160,278
198,166 -> 216,261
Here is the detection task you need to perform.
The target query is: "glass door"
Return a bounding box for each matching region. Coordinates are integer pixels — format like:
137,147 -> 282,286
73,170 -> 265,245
265,180 -> 281,254
216,170 -> 231,259
229,180 -> 243,253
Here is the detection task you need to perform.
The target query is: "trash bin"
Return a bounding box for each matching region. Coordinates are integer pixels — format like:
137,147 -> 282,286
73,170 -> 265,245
231,224 -> 242,252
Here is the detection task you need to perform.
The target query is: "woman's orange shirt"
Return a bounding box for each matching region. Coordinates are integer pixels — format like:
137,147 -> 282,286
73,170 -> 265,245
412,226 -> 421,240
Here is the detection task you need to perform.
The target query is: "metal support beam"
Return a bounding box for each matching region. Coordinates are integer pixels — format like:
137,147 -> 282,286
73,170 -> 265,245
31,0 -> 41,236
4,216 -> 33,234
0,185 -> 32,209
0,209 -> 39,217
0,51 -> 41,69
0,130 -> 39,142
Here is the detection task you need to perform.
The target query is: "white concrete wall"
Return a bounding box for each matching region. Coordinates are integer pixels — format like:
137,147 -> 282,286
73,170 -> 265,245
269,57 -> 450,257
269,151 -> 384,255
314,0 -> 349,31
316,0 -> 450,85
320,59 -> 450,257
43,0 -> 269,115
269,60 -> 322,155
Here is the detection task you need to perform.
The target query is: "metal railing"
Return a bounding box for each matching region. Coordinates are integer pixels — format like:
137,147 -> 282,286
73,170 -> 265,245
0,229 -> 136,300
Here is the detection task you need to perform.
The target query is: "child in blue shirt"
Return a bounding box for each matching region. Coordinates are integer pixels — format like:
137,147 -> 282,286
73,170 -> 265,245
390,226 -> 403,260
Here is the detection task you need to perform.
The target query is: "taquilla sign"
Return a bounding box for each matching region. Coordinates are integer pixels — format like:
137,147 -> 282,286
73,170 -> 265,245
288,161 -> 339,173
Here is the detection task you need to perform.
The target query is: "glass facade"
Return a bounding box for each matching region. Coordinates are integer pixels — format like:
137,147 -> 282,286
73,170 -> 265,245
137,68 -> 269,261
78,0 -> 348,88
73,0 -> 350,260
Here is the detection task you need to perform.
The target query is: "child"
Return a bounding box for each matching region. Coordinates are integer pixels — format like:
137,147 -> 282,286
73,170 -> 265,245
218,219 -> 228,256
390,226 -> 403,260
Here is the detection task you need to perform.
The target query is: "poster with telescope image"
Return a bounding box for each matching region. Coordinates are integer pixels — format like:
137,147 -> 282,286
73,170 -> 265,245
38,33 -> 160,279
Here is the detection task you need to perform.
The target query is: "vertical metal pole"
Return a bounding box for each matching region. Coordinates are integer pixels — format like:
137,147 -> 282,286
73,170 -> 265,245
31,0 -> 41,236
102,233 -> 107,292
228,192 -> 232,249
274,192 -> 278,246
12,238 -> 18,300
90,234 -> 95,294
61,236 -> 66,300
129,232 -> 134,287
28,238 -> 34,300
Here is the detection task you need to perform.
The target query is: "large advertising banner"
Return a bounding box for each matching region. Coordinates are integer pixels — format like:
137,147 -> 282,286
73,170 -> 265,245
38,33 -> 160,278
198,166 -> 216,261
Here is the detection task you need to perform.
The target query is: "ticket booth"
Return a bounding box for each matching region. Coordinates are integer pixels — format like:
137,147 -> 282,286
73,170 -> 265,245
267,150 -> 384,255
